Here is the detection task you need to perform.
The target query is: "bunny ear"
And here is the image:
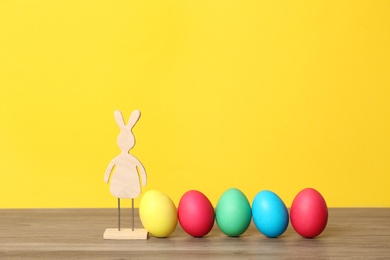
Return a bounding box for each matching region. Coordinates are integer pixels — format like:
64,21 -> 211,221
127,110 -> 141,129
114,110 -> 126,128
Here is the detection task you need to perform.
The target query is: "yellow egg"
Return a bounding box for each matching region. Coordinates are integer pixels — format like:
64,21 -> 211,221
139,190 -> 178,237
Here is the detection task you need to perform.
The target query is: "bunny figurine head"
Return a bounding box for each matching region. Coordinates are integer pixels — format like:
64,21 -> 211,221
114,110 -> 141,153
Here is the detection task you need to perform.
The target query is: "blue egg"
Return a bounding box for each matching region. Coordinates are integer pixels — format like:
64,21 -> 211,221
252,190 -> 289,238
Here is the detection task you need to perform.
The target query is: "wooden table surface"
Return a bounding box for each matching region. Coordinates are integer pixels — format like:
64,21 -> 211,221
0,208 -> 389,259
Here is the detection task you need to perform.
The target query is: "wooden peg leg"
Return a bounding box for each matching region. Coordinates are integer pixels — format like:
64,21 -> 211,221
132,199 -> 135,231
118,198 -> 121,231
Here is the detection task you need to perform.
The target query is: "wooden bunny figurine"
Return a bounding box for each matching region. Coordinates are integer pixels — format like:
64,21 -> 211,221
104,110 -> 147,198
103,110 -> 148,239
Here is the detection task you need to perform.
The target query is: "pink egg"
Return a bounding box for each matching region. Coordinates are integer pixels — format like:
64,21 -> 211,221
290,188 -> 328,238
178,190 -> 215,237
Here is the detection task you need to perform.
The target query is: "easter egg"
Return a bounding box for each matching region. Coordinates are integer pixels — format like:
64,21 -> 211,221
290,188 -> 328,238
139,190 -> 178,237
215,188 -> 251,237
178,190 -> 214,237
252,190 -> 289,238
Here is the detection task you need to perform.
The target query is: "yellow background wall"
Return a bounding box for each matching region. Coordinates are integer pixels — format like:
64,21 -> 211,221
1,1 -> 389,208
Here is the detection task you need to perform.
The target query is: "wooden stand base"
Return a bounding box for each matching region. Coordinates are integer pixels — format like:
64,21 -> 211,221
103,228 -> 148,240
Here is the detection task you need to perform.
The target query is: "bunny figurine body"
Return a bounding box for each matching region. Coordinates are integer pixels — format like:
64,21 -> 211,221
104,110 -> 147,199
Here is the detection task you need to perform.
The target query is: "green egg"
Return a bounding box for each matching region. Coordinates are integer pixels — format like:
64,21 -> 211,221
215,188 -> 252,237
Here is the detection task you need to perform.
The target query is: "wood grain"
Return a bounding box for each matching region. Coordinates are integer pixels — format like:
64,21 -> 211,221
0,208 -> 389,259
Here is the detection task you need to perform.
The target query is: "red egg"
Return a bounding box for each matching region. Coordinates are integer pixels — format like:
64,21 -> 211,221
178,190 -> 215,237
290,188 -> 328,238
